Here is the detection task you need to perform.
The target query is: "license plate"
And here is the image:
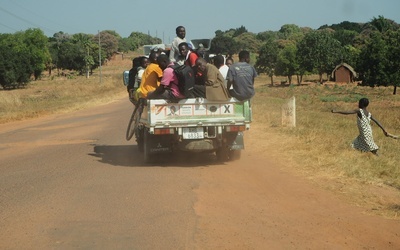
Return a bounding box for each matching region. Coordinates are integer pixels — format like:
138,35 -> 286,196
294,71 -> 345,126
183,127 -> 204,139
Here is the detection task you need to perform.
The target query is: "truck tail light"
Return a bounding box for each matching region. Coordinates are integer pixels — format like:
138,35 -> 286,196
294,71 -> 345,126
154,128 -> 175,135
225,125 -> 246,132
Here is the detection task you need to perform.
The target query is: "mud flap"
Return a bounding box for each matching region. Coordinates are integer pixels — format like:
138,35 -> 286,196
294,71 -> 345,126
147,135 -> 173,154
228,132 -> 244,150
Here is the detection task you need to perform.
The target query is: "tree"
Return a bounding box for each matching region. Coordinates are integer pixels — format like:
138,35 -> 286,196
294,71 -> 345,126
359,29 -> 400,94
22,28 -> 51,80
233,25 -> 248,37
57,41 -> 85,72
255,39 -> 279,85
48,32 -> 71,75
0,29 -> 49,88
342,45 -> 360,69
278,24 -> 304,42
386,30 -> 400,94
297,30 -> 344,83
369,16 -> 400,33
94,31 -> 119,59
210,35 -> 239,56
357,31 -> 388,87
333,29 -> 359,46
72,33 -> 96,78
319,21 -> 363,33
234,32 -> 262,53
275,43 -> 299,84
256,30 -> 278,42
0,33 -> 31,88
118,37 -> 136,53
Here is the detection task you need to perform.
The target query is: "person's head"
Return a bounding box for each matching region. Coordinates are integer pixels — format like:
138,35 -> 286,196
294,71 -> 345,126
132,57 -> 141,68
358,98 -> 369,109
156,54 -> 170,70
148,50 -> 160,63
225,57 -> 234,66
139,56 -> 149,68
178,42 -> 191,57
213,55 -> 225,68
238,50 -> 250,63
195,57 -> 208,73
176,26 -> 186,39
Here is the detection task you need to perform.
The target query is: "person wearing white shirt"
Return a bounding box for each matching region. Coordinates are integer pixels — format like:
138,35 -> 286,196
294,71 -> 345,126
169,26 -> 186,65
213,54 -> 229,87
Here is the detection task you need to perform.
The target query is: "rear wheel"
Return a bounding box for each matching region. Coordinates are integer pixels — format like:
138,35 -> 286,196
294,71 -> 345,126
136,126 -> 144,152
143,130 -> 153,163
125,106 -> 138,141
216,145 -> 229,162
229,150 -> 242,161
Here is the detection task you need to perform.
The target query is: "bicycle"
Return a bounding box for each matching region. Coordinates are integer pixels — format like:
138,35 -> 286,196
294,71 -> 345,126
126,98 -> 146,141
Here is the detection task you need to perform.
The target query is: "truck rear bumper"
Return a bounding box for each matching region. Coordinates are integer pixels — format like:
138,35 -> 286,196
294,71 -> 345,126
178,139 -> 215,152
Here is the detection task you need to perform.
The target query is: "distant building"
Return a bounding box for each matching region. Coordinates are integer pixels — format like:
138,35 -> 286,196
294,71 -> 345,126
331,63 -> 358,83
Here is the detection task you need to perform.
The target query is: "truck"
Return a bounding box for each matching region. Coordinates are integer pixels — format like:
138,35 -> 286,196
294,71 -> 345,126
126,97 -> 252,163
124,39 -> 252,163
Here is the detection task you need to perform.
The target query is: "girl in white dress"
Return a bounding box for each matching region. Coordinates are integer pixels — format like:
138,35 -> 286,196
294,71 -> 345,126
332,98 -> 388,155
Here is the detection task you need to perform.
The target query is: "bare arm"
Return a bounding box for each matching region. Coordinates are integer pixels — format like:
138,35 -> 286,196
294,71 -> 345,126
371,116 -> 388,136
331,109 -> 358,115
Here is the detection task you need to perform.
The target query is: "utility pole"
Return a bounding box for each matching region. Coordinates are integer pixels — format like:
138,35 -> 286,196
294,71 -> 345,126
98,30 -> 102,83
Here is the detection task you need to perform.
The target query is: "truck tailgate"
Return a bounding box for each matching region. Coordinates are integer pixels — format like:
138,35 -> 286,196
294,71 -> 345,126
142,98 -> 251,128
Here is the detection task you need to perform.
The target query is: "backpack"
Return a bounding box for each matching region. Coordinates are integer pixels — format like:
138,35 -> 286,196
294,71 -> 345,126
170,64 -> 195,98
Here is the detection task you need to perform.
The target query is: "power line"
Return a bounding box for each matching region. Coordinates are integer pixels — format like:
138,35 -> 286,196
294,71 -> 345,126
0,22 -> 18,33
6,0 -> 76,32
0,6 -> 58,34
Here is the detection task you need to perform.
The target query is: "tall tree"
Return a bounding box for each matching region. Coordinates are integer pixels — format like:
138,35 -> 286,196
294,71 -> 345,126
210,35 -> 239,56
234,32 -> 262,53
22,28 -> 51,80
357,31 -> 388,87
73,33 -> 96,78
386,30 -> 400,94
369,16 -> 400,33
278,24 -> 304,41
255,39 -> 279,85
256,30 -> 278,42
0,33 -> 31,88
233,25 -> 248,37
94,31 -> 119,59
297,30 -> 343,83
48,32 -> 72,75
275,42 -> 299,84
387,30 -> 400,95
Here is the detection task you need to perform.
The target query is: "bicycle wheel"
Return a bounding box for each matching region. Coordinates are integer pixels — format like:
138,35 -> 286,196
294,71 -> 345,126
126,105 -> 138,141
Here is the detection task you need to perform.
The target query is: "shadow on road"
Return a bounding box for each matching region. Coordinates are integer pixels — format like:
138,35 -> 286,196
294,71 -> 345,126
90,144 -> 220,167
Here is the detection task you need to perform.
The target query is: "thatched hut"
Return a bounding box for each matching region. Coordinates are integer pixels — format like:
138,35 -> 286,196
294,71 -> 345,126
331,63 -> 358,83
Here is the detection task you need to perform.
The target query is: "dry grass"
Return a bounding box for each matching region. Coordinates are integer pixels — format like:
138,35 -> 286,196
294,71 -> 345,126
252,75 -> 400,218
0,52 -> 136,123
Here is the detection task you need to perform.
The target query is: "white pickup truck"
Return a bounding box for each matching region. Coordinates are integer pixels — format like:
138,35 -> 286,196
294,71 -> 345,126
127,97 -> 252,163
124,39 -> 251,163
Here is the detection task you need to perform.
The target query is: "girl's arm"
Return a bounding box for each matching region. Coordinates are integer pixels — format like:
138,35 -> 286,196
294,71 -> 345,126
331,109 -> 358,115
371,116 -> 388,136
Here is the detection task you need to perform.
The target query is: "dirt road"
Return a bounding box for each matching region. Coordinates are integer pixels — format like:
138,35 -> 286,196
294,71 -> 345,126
0,98 -> 399,249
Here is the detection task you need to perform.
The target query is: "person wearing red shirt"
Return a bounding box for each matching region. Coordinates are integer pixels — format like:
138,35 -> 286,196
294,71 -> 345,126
178,42 -> 198,67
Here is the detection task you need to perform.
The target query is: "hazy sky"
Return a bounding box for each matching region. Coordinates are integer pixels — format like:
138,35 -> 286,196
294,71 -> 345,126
0,0 -> 399,43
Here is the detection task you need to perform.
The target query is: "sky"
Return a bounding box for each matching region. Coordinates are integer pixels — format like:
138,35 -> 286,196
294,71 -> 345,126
0,0 -> 399,44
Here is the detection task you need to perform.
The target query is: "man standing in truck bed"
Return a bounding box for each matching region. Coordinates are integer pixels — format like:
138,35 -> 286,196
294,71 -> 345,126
227,50 -> 257,101
169,26 -> 186,65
